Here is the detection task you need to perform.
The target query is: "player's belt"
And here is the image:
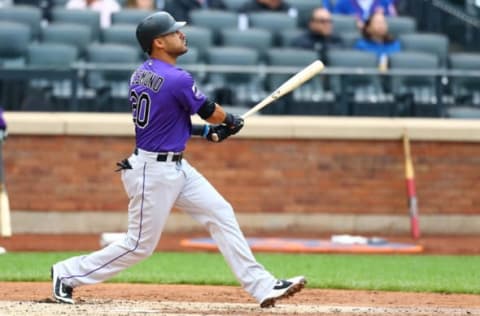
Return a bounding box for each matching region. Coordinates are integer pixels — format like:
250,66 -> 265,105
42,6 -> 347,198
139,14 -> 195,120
134,148 -> 183,162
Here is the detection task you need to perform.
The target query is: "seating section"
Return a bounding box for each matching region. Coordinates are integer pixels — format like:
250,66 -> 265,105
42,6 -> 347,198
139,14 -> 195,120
0,4 -> 478,118
0,5 -> 42,39
0,21 -> 30,65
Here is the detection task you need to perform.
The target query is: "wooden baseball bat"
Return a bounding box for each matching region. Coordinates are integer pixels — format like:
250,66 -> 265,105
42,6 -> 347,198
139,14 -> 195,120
241,60 -> 325,118
211,60 -> 325,142
403,131 -> 420,240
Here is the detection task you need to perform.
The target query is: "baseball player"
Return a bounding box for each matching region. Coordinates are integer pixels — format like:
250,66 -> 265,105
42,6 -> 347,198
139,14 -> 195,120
51,11 -> 306,308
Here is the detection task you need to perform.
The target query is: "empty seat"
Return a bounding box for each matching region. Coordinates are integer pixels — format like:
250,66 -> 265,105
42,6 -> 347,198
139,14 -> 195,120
0,5 -> 42,39
86,43 -> 140,109
181,26 -> 214,59
0,21 -> 30,64
51,8 -> 101,40
331,14 -> 357,37
390,51 -> 440,116
220,28 -> 273,61
328,49 -> 386,116
223,0 -> 249,11
446,106 -> 480,119
101,24 -> 138,49
206,46 -> 260,105
177,46 -> 200,65
449,53 -> 480,106
42,23 -> 92,57
25,43 -> 79,111
400,33 -> 449,66
27,43 -> 78,66
111,9 -> 152,25
190,10 -> 237,43
278,28 -> 304,47
248,12 -> 297,44
386,16 -> 417,37
267,48 -> 326,114
338,31 -> 360,48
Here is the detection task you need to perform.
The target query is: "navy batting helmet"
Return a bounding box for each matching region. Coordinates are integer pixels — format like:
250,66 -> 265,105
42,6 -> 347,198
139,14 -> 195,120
136,11 -> 186,54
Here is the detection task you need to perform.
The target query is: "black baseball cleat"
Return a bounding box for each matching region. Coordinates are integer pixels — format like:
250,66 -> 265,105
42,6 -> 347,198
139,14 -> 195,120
260,276 -> 307,308
51,266 -> 74,304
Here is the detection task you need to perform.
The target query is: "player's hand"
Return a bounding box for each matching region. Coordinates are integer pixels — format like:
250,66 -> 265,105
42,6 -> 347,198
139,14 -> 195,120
206,125 -> 231,143
223,113 -> 244,135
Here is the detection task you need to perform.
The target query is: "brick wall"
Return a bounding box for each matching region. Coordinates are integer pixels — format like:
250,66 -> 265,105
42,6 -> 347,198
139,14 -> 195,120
4,135 -> 480,215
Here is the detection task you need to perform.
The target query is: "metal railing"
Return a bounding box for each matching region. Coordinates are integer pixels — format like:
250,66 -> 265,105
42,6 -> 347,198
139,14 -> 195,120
1,63 -> 480,117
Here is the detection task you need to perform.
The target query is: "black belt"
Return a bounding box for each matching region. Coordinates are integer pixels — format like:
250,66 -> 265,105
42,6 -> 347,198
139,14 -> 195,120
134,148 -> 183,162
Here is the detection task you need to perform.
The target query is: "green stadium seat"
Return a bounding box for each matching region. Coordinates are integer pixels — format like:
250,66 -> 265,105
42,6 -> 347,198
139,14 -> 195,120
42,23 -> 92,58
400,33 -> 449,67
206,46 -> 260,106
0,5 -> 42,39
386,16 -> 417,37
278,28 -> 304,47
223,0 -> 249,11
331,14 -> 357,37
266,48 -> 327,115
190,10 -> 237,44
181,26 -> 214,60
51,8 -> 101,40
390,51 -> 440,117
328,49 -> 386,116
220,28 -> 273,61
449,53 -> 480,107
111,9 -> 153,25
248,12 -> 297,45
0,21 -> 30,65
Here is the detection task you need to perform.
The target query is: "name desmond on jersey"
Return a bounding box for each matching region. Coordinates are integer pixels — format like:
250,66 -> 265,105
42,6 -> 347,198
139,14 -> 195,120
130,70 -> 164,92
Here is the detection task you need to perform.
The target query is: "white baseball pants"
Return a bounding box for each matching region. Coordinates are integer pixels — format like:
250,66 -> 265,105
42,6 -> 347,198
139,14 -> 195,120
53,149 -> 277,302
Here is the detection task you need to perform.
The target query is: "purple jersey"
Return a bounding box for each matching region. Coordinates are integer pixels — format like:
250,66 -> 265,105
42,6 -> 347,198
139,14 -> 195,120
129,58 -> 207,152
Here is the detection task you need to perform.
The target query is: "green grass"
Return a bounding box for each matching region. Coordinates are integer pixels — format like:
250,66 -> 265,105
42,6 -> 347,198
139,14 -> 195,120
0,252 -> 479,294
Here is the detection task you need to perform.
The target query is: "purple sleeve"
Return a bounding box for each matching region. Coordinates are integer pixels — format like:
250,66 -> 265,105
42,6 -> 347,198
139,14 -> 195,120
173,71 -> 207,115
0,108 -> 6,130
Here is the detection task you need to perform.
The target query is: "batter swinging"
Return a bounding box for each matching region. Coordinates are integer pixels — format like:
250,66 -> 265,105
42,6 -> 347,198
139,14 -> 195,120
51,11 -> 306,308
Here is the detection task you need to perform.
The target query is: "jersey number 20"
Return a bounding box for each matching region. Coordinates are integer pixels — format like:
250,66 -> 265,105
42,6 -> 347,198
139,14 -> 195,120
130,90 -> 151,129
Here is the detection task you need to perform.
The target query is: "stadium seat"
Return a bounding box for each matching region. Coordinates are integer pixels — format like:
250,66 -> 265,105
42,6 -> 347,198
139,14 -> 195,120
111,9 -> 153,25
177,46 -> 199,65
206,46 -> 260,105
386,16 -> 417,37
190,10 -> 237,43
86,43 -> 140,111
223,0 -> 249,11
389,51 -> 440,117
41,23 -> 92,58
266,48 -> 327,115
399,33 -> 449,67
220,28 -> 273,61
101,24 -> 139,55
446,106 -> 480,119
449,53 -> 480,106
331,14 -> 357,37
278,28 -> 304,47
181,26 -> 213,60
285,0 -> 321,28
338,31 -> 361,48
51,8 -> 101,40
0,21 -> 30,65
328,49 -> 386,116
27,43 -> 78,66
248,12 -> 297,44
24,43 -> 79,111
247,11 -> 297,46
0,5 -> 42,39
